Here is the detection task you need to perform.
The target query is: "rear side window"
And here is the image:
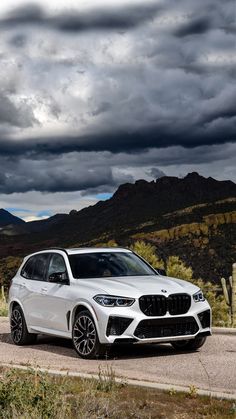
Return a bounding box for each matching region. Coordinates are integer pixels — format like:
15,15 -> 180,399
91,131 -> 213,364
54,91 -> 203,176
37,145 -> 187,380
21,254 -> 49,281
21,257 -> 35,279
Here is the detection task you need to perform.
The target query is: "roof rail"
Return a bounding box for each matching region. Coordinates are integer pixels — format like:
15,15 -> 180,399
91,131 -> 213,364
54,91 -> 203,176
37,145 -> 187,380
40,247 -> 69,255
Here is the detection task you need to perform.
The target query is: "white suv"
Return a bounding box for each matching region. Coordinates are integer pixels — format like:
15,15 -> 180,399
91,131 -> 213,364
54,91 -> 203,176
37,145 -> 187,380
9,248 -> 211,359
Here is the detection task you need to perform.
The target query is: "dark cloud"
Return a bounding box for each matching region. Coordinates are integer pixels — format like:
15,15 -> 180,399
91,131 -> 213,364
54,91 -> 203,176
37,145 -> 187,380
0,142 -> 235,195
0,0 -> 235,201
174,18 -> 211,37
9,33 -> 27,47
1,2 -> 161,33
5,4 -> 45,24
0,162 -> 128,194
0,111 -> 235,158
0,153 -> 134,194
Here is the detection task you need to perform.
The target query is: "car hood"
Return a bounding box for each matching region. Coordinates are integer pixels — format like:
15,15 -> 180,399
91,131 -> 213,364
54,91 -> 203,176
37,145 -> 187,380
78,275 -> 199,298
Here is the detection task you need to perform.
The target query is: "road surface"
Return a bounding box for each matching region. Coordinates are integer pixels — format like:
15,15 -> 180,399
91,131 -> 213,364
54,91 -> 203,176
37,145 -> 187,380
0,318 -> 235,397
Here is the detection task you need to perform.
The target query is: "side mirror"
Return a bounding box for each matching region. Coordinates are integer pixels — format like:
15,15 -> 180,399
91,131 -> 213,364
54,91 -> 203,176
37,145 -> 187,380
156,268 -> 167,276
48,272 -> 69,284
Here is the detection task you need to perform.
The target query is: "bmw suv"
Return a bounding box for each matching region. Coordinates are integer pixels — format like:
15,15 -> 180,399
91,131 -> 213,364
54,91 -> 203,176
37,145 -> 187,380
9,247 -> 211,359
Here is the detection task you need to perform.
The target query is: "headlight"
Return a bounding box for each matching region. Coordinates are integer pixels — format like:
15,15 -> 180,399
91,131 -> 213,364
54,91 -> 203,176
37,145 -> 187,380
93,295 -> 135,307
193,290 -> 205,302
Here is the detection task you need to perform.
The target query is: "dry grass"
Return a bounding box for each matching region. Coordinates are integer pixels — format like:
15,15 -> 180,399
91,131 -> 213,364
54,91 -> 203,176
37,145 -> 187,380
0,367 -> 235,419
0,296 -> 8,317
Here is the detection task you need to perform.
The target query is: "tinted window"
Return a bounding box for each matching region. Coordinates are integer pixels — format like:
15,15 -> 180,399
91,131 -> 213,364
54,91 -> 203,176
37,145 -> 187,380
48,254 -> 67,279
69,252 -> 156,279
21,254 -> 49,281
33,254 -> 49,281
21,257 -> 35,279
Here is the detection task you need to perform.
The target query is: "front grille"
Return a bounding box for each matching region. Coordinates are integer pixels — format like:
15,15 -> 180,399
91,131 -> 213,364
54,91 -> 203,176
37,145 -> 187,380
198,309 -> 211,328
139,293 -> 191,316
134,317 -> 199,339
139,295 -> 167,316
106,316 -> 133,336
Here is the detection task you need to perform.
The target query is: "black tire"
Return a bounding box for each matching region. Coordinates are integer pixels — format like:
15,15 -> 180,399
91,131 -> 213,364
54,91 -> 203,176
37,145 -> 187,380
171,336 -> 207,351
72,310 -> 109,359
10,305 -> 37,346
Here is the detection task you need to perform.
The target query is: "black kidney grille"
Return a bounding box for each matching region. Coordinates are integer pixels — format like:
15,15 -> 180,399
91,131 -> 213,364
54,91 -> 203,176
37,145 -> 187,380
139,293 -> 191,316
134,317 -> 199,339
168,294 -> 191,315
139,295 -> 167,316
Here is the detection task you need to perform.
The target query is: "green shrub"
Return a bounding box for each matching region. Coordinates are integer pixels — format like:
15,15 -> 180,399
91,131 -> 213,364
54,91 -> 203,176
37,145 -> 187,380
166,256 -> 193,281
130,240 -> 164,269
0,257 -> 22,289
0,369 -> 68,418
192,279 -> 229,327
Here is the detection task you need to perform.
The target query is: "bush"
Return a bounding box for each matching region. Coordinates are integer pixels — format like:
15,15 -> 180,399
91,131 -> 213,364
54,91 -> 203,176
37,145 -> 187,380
191,279 -> 229,327
0,257 -> 22,289
130,241 -> 164,269
166,256 -> 193,281
0,369 -> 68,418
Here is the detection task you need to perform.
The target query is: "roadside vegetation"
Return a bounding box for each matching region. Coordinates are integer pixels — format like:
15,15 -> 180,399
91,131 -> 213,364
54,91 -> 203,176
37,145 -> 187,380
0,367 -> 235,419
0,287 -> 7,317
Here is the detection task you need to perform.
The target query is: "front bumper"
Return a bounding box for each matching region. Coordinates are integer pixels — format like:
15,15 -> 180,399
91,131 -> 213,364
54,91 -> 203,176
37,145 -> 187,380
93,298 -> 212,344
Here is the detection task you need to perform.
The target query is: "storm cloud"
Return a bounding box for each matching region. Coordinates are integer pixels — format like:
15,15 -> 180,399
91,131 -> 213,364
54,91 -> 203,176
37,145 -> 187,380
1,2 -> 162,32
0,0 -> 235,210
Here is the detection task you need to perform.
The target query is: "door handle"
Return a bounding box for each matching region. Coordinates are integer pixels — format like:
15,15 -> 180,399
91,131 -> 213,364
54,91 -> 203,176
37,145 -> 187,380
41,287 -> 48,293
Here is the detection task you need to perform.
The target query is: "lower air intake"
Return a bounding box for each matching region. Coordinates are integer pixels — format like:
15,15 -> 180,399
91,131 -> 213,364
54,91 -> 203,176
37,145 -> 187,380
134,316 -> 199,339
106,316 -> 133,336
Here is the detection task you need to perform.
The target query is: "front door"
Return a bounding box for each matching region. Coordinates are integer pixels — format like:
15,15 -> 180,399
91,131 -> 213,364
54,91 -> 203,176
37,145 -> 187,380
37,253 -> 70,333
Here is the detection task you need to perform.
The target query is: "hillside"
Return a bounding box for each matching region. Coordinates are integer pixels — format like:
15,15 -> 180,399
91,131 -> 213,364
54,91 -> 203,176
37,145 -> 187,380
0,209 -> 25,228
0,172 -> 235,283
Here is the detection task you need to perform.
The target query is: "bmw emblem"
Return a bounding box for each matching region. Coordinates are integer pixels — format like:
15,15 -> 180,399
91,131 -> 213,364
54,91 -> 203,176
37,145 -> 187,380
161,289 -> 167,293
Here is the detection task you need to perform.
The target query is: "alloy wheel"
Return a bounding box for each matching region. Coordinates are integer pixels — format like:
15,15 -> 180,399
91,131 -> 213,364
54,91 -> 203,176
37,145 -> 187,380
73,315 -> 96,356
11,308 -> 23,344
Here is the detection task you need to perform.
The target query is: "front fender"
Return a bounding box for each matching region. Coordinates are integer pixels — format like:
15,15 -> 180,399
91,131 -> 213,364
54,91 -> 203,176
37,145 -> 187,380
70,300 -> 102,340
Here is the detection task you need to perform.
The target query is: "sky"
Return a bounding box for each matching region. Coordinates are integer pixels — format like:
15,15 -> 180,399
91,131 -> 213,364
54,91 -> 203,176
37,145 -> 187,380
0,0 -> 235,221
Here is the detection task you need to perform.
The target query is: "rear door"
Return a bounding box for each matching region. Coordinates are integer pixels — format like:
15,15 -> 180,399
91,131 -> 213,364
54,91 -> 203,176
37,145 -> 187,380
20,253 -> 50,328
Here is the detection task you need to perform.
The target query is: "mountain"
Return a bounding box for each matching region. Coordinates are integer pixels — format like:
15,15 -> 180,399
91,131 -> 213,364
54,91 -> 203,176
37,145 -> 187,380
0,209 -> 25,228
0,172 -> 235,283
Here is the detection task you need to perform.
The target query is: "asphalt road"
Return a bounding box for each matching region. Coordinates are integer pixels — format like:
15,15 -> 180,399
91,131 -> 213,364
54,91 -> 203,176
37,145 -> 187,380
0,318 -> 235,397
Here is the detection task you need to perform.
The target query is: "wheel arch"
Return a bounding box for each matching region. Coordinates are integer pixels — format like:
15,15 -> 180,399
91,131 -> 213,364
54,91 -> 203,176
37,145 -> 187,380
71,302 -> 99,335
9,299 -> 35,334
9,299 -> 25,317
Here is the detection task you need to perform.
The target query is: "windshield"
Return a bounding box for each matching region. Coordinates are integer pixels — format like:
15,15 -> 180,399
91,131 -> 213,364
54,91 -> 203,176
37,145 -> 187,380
69,252 -> 156,279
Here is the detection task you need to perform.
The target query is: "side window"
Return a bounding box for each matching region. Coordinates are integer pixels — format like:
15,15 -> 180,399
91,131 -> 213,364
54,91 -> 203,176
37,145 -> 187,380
21,257 -> 35,279
21,254 -> 49,281
33,254 -> 49,281
47,254 -> 67,280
